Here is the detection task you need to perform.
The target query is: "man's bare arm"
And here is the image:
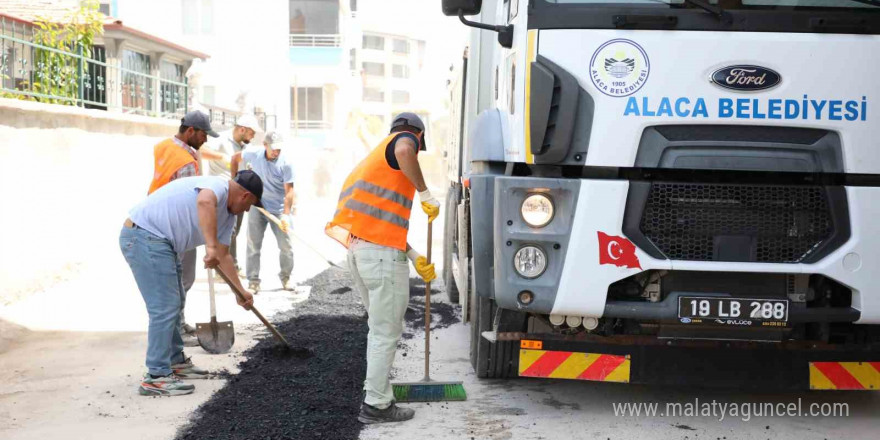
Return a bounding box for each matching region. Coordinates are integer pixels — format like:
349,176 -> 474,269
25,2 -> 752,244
230,152 -> 243,176
394,137 -> 427,192
283,183 -> 295,215
197,189 -> 219,249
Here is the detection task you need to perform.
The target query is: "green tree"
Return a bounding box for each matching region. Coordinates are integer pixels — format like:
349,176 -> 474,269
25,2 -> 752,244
30,0 -> 104,104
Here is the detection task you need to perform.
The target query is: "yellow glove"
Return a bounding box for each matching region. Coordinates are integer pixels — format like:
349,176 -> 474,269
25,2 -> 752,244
407,249 -> 436,283
419,189 -> 440,223
414,256 -> 436,283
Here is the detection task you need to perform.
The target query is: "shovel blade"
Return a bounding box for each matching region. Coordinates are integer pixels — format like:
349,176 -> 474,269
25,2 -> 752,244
196,320 -> 235,354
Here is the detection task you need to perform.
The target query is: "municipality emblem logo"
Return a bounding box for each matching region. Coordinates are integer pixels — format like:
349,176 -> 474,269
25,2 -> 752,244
590,39 -> 649,97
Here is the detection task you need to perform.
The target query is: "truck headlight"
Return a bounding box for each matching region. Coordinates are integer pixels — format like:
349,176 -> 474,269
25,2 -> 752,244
521,194 -> 554,228
514,245 -> 547,278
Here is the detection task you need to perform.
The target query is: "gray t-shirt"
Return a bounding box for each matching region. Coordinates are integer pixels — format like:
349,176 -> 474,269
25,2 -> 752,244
242,147 -> 295,215
206,130 -> 244,178
129,176 -> 236,253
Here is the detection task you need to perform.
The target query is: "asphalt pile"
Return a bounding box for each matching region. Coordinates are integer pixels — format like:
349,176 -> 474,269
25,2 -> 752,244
176,269 -> 461,440
176,266 -> 367,440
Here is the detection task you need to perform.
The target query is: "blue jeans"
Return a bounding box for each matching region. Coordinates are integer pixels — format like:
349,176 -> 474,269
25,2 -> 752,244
120,225 -> 187,376
246,210 -> 293,283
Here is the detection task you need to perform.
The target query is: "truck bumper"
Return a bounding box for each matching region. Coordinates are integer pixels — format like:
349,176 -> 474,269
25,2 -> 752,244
512,335 -> 880,390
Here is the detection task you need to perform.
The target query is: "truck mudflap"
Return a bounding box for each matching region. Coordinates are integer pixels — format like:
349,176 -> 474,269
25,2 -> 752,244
514,337 -> 880,390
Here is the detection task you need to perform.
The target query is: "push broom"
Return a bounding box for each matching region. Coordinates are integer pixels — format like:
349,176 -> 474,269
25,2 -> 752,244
392,219 -> 466,402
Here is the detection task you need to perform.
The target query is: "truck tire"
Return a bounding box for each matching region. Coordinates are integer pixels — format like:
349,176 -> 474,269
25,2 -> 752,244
443,187 -> 460,304
469,288 -> 519,379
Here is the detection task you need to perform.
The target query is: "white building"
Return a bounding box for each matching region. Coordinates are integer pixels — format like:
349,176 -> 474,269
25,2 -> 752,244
110,0 -> 291,132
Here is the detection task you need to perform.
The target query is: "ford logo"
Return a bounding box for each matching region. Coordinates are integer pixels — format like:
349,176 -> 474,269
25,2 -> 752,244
710,65 -> 781,91
680,317 -> 692,324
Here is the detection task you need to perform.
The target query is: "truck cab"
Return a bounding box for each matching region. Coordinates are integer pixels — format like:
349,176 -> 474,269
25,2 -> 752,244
443,0 -> 880,390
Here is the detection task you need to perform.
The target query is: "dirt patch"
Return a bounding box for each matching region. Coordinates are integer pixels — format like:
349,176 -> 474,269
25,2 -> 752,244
176,266 -> 367,440
402,278 -> 460,340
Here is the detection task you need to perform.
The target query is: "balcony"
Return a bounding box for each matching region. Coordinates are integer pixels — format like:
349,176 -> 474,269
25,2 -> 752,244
289,34 -> 342,47
290,120 -> 331,130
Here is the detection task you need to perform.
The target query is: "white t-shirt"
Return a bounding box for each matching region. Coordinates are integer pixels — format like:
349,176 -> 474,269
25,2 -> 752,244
129,176 -> 236,253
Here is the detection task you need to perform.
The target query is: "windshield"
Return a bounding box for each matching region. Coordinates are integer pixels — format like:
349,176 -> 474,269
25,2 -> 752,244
544,0 -> 879,8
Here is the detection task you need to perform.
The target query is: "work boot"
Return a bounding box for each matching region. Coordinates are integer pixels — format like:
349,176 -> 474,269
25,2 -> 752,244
182,332 -> 199,347
171,356 -> 210,379
248,280 -> 260,294
280,278 -> 294,291
138,373 -> 195,396
358,402 -> 415,424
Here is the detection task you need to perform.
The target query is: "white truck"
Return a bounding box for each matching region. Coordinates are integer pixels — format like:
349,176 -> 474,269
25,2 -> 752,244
441,0 -> 880,390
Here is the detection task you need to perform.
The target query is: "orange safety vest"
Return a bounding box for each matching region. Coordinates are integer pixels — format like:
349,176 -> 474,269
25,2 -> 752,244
325,132 -> 418,251
147,138 -> 200,195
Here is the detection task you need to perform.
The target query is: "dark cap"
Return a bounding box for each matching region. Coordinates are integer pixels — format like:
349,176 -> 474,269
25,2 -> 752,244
390,112 -> 426,151
181,110 -> 219,138
234,170 -> 263,207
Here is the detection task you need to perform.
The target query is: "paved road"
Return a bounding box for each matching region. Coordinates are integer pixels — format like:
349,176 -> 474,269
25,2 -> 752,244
363,296 -> 880,440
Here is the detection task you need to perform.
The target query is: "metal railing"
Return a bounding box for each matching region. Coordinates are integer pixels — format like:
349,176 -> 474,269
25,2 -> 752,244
204,104 -> 278,133
1,18 -> 187,119
290,119 -> 330,130
288,34 -> 342,47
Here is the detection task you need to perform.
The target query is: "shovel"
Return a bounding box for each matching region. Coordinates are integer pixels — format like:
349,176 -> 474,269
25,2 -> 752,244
214,265 -> 292,349
196,268 -> 235,354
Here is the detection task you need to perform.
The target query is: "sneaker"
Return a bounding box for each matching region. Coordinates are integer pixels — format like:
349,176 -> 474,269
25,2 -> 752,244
358,402 -> 415,424
248,281 -> 260,294
280,278 -> 294,291
182,332 -> 199,347
171,357 -> 210,379
138,374 -> 195,396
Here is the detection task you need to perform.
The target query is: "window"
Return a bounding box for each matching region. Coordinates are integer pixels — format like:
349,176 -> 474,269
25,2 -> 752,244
349,48 -> 357,71
160,61 -> 185,115
121,49 -> 153,113
363,87 -> 384,103
392,38 -> 409,54
289,0 -> 340,34
182,0 -> 214,35
291,87 -> 323,122
392,90 -> 409,104
362,62 -> 385,77
363,34 -> 384,50
392,64 -> 409,79
98,2 -> 111,15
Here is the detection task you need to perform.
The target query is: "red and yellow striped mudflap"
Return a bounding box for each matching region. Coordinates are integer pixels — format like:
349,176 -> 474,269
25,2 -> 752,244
519,349 -> 631,383
809,362 -> 880,390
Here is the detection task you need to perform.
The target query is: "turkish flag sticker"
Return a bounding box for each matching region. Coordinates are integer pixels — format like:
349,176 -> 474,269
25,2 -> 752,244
598,232 -> 642,270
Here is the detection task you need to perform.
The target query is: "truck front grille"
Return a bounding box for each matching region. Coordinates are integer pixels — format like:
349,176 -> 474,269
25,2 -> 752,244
639,183 -> 834,263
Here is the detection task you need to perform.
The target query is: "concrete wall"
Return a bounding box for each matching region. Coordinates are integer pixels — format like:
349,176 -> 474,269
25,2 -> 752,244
0,98 -> 175,305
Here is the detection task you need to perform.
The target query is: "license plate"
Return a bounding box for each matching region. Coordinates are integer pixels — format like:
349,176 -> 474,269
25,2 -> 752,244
677,296 -> 789,327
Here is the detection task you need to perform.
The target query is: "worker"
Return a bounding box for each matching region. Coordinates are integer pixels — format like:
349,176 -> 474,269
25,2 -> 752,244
147,110 -> 218,347
231,131 -> 295,293
200,114 -> 261,278
325,112 -> 440,424
121,170 -> 262,396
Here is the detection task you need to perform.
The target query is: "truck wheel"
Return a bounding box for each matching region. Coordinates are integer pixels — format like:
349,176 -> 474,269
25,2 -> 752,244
469,289 -> 519,379
443,187 -> 460,304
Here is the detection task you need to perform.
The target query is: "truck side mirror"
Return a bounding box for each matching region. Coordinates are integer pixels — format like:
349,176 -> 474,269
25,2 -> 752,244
442,0 -> 482,16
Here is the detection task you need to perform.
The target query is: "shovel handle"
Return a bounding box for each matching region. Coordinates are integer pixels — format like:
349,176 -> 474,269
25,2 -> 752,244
214,266 -> 291,348
207,268 -> 217,320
